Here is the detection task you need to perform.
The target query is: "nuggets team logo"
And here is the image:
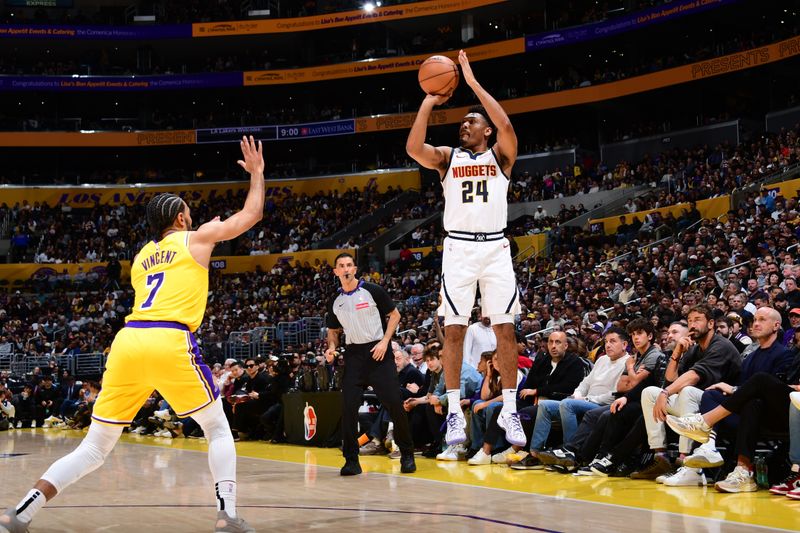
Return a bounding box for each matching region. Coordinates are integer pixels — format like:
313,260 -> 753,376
303,402 -> 317,441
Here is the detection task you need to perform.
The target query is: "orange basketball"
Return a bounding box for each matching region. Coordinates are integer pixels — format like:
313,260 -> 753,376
418,55 -> 459,96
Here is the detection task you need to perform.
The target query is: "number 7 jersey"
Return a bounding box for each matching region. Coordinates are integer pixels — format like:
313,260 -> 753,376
442,147 -> 509,233
128,231 -> 209,332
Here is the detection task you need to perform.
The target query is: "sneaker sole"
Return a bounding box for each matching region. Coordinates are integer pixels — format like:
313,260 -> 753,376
589,468 -> 610,477
769,488 -> 790,495
714,483 -> 757,493
786,492 -> 800,500
683,457 -> 724,468
663,479 -> 707,487
509,465 -> 544,471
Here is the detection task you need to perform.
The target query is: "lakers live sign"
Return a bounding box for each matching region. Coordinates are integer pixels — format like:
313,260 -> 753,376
282,391 -> 342,447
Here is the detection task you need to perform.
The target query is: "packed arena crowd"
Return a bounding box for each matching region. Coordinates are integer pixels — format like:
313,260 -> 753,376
3,167 -> 800,493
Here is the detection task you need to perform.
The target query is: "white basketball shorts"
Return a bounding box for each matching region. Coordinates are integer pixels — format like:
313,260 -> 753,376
440,236 -> 521,326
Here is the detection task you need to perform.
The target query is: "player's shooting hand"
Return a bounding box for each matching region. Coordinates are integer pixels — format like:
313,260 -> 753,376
424,93 -> 451,107
458,50 -> 477,87
371,340 -> 388,361
237,135 -> 264,176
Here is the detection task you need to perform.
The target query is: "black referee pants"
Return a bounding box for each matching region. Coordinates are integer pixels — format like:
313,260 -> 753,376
342,341 -> 414,460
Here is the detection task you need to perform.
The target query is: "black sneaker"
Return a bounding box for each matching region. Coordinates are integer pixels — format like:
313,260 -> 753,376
510,455 -> 544,470
589,454 -> 616,477
630,454 -> 673,480
340,459 -> 362,476
400,452 -> 417,474
610,458 -> 639,478
550,464 -> 577,474
421,446 -> 439,458
538,447 -> 577,468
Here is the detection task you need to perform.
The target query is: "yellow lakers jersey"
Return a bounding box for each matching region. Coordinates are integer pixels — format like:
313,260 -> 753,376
128,231 -> 208,331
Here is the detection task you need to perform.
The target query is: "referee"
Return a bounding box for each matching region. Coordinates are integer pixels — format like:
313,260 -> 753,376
325,252 -> 416,476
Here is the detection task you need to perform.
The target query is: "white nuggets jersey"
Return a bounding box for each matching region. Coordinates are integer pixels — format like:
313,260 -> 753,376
442,147 -> 509,233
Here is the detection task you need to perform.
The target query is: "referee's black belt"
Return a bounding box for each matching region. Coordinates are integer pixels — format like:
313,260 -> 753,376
446,230 -> 505,242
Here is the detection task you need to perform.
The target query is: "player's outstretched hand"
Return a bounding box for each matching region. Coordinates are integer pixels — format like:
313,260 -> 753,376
458,49 -> 477,87
237,135 -> 264,176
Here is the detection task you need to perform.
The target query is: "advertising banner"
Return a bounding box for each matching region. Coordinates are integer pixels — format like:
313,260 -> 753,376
193,0 -> 504,37
0,262 -> 131,283
244,39 -> 523,85
0,169 -> 420,207
0,72 -> 241,91
0,130 -> 196,147
0,23 -> 190,40
525,0 -> 736,52
196,125 -> 278,144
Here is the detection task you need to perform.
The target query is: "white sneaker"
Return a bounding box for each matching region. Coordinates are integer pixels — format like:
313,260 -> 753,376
684,443 -> 724,468
715,465 -> 758,493
443,413 -> 467,446
154,409 -> 171,421
31,421 -> 37,428
468,449 -> 491,465
436,444 -> 466,461
666,413 -> 711,443
15,421 -> 21,429
790,391 -> 800,411
497,411 -> 527,447
491,448 -> 519,464
662,466 -> 707,487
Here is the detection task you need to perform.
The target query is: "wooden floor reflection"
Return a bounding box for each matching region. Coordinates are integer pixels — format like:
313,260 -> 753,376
2,429 -> 798,532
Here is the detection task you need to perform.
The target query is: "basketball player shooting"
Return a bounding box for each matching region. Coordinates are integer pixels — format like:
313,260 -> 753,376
1,137 -> 264,533
405,50 -> 525,448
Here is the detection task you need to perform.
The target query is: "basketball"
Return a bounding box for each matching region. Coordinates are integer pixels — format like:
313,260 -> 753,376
418,55 -> 459,96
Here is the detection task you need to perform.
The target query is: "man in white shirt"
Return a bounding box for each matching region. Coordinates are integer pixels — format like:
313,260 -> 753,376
462,312 -> 496,369
520,326 -> 630,467
533,205 -> 548,220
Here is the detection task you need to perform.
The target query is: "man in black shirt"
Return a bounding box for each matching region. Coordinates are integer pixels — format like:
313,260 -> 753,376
232,357 -> 269,440
325,253 -> 416,475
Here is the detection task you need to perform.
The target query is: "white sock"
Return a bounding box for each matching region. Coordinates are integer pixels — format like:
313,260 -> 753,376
501,389 -> 517,414
446,390 -> 461,415
15,489 -> 45,523
215,481 -> 237,519
193,399 -> 238,519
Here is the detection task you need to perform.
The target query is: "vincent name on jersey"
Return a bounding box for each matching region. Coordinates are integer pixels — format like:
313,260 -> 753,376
451,165 -> 498,178
140,250 -> 178,271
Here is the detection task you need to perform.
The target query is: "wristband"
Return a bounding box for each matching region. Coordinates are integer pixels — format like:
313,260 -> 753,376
659,389 -> 670,397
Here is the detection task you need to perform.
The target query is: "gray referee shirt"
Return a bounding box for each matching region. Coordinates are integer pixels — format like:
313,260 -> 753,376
326,281 -> 396,345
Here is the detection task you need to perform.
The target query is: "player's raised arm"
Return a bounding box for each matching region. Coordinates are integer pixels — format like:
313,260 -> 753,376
193,135 -> 265,247
406,94 -> 453,175
458,50 -> 517,172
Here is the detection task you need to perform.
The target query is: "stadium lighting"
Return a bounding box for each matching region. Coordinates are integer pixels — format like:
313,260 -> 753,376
363,2 -> 375,12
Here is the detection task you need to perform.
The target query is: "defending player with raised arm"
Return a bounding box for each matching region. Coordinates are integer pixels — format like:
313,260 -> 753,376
405,50 -> 525,449
1,136 -> 264,533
